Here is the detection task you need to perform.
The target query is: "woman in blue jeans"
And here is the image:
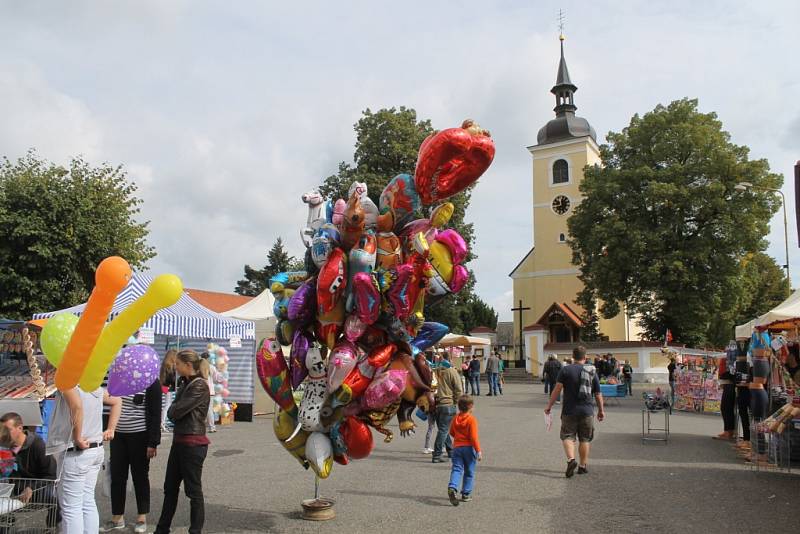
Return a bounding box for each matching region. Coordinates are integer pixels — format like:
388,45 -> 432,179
468,357 -> 481,395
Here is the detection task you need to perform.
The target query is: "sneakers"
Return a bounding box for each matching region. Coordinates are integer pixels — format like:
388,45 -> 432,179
565,458 -> 578,478
448,487 -> 460,506
422,447 -> 433,454
134,521 -> 148,533
432,457 -> 446,463
100,520 -> 125,532
577,465 -> 588,475
461,494 -> 472,502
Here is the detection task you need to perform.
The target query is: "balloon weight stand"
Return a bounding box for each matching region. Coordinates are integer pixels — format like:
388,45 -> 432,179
301,477 -> 335,521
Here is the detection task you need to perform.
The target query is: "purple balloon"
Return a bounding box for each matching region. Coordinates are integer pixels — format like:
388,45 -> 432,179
107,345 -> 160,396
289,330 -> 311,389
287,279 -> 316,325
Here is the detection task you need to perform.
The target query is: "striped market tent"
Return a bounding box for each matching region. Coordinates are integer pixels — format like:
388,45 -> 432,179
33,273 -> 258,411
33,273 -> 255,340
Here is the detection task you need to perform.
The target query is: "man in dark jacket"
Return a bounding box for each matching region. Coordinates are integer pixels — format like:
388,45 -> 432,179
1,412 -> 59,526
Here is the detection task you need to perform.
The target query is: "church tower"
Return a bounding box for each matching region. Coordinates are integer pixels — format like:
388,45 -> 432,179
510,34 -> 631,373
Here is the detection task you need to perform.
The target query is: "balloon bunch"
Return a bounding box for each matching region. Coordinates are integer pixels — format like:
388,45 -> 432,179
39,257 -> 183,393
257,120 -> 494,479
206,344 -> 232,418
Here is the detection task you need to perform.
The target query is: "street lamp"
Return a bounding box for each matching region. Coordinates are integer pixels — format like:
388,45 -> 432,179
735,181 -> 790,280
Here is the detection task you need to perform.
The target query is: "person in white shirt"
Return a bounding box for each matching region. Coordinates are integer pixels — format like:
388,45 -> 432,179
47,387 -> 120,534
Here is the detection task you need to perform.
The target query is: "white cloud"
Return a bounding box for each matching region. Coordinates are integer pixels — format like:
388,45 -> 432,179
1,0 -> 798,306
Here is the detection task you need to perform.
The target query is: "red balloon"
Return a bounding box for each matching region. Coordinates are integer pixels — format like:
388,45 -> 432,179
414,122 -> 495,205
367,343 -> 396,368
340,416 -> 373,459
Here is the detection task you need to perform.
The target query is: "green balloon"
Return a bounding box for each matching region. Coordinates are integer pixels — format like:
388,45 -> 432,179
40,313 -> 79,368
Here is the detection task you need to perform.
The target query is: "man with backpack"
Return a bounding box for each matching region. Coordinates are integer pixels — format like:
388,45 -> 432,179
544,346 -> 604,478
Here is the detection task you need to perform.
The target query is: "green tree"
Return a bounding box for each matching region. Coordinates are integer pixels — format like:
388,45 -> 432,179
234,237 -> 300,296
568,98 -> 783,346
318,107 -> 493,332
706,252 -> 791,347
0,151 -> 155,319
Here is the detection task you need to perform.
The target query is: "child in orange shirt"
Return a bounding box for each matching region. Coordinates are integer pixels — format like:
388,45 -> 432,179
447,395 -> 482,505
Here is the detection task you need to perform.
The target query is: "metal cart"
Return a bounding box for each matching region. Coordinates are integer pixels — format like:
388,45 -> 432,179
0,477 -> 59,533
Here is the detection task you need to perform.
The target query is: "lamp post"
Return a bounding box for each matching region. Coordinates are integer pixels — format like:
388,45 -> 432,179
735,181 -> 790,280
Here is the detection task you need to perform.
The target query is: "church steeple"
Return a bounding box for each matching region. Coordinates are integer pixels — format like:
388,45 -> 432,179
536,33 -> 596,146
552,35 -> 578,116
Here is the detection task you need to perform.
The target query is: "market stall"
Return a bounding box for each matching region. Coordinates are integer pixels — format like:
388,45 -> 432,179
33,273 -> 258,421
0,319 -> 55,437
220,288 -> 277,342
672,352 -> 722,414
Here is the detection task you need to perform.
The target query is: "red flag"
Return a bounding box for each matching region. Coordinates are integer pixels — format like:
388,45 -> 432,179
665,329 -> 673,343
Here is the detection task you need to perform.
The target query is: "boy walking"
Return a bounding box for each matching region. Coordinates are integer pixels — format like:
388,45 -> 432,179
447,395 -> 482,505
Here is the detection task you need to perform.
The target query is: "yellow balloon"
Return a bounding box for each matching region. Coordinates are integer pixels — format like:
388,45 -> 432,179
79,274 -> 183,391
39,313 -> 79,367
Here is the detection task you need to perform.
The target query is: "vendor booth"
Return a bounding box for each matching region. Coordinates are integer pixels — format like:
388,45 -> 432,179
732,289 -> 800,471
0,319 -> 53,435
221,288 -> 277,342
33,274 -> 258,421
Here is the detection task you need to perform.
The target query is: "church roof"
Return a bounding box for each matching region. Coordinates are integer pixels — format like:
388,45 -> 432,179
535,302 -> 585,328
508,247 -> 534,277
536,36 -> 596,146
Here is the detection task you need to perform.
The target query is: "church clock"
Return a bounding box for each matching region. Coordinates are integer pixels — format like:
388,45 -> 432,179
551,195 -> 570,215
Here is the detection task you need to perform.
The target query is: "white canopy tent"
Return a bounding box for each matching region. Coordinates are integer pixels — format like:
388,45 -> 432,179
735,288 -> 800,339
221,289 -> 277,343
438,333 -> 491,347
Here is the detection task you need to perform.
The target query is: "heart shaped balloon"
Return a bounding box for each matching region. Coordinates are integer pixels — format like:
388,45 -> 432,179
414,120 -> 495,205
107,345 -> 160,396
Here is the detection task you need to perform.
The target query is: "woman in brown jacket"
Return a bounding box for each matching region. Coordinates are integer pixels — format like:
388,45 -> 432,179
155,350 -> 210,534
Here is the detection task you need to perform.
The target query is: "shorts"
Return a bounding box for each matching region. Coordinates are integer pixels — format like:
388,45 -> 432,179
560,414 -> 594,443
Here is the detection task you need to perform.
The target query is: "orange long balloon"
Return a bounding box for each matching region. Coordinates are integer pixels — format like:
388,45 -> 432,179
55,256 -> 131,391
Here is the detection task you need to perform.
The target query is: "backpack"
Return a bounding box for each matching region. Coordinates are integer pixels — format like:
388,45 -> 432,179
577,364 -> 596,403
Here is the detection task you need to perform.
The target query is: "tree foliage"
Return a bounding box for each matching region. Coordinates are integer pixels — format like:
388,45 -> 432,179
318,106 -> 493,333
0,151 -> 155,319
568,98 -> 784,346
234,237 -> 302,296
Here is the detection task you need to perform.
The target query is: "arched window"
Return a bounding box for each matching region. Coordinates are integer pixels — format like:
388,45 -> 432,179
559,233 -> 566,243
552,159 -> 569,184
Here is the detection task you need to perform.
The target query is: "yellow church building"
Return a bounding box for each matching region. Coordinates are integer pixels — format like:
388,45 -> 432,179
508,35 -> 684,382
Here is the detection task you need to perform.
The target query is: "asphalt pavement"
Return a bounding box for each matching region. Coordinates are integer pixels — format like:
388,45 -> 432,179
97,382 -> 799,533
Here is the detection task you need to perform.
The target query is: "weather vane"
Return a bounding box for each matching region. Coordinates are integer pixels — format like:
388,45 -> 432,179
558,8 -> 566,40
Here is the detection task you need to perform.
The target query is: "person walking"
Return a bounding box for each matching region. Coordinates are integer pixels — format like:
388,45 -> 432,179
432,353 -> 463,463
447,395 -> 481,505
667,357 -> 677,405
422,354 -> 438,454
46,387 -> 121,534
460,356 -> 470,393
100,378 -> 162,533
155,350 -> 211,534
622,360 -> 633,396
467,356 -> 481,396
545,356 -> 562,404
497,355 -> 504,395
544,346 -> 605,478
484,352 -> 500,396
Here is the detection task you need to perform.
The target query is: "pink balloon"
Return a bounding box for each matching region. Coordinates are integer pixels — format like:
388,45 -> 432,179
344,315 -> 367,342
107,345 -> 160,396
327,341 -> 358,393
363,369 -> 407,409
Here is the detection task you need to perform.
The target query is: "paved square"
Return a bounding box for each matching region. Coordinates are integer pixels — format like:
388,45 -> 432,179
98,383 -> 798,533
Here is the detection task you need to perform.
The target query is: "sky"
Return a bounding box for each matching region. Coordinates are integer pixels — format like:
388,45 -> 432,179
1,1 -> 798,322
